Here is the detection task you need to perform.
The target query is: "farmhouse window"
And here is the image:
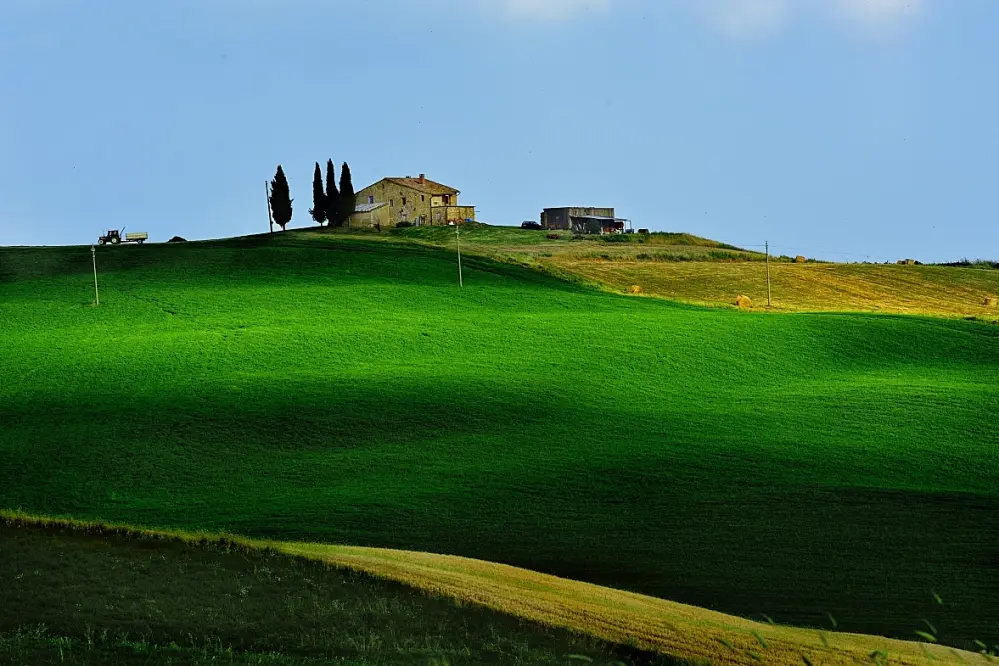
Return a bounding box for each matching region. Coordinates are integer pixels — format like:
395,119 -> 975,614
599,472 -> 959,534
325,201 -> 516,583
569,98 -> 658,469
368,196 -> 374,204
443,194 -> 451,205
402,197 -> 407,206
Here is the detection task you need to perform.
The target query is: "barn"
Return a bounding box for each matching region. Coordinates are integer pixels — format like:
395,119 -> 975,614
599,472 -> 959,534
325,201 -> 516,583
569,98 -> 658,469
540,207 -> 631,235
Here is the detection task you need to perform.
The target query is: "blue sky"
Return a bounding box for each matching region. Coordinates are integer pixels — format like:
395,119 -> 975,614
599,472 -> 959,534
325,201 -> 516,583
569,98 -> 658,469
1,0 -> 996,262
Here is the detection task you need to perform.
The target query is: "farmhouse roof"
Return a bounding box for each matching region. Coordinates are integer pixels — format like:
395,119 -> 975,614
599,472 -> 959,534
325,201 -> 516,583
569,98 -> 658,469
383,176 -> 460,196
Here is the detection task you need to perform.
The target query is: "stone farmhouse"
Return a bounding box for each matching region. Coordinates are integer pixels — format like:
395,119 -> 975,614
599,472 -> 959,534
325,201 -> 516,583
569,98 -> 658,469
352,175 -> 475,228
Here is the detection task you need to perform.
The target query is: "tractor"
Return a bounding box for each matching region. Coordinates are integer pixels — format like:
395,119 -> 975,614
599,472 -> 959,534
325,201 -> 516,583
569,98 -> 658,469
97,227 -> 148,246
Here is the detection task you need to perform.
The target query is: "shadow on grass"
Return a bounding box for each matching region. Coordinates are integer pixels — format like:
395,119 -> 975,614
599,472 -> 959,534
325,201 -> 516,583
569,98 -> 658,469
2,375 -> 997,651
1,520 -> 690,666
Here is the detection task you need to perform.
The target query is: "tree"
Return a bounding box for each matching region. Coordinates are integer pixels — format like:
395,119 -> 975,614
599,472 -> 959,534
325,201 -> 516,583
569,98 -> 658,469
324,159 -> 340,228
308,162 -> 326,226
338,162 -> 356,229
270,165 -> 293,231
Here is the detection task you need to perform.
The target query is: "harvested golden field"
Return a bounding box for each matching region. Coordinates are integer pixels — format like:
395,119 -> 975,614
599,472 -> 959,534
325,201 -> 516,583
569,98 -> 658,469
546,259 -> 999,318
353,225 -> 999,318
284,542 -> 983,666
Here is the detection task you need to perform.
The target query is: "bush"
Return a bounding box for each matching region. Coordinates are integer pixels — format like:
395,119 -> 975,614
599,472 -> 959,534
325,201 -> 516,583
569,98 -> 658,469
708,250 -> 753,261
940,259 -> 999,269
167,236 -> 187,243
395,222 -> 413,229
636,251 -> 697,262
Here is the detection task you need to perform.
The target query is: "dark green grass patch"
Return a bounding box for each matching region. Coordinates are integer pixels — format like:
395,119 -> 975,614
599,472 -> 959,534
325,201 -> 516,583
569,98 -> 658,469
1,236 -> 997,652
0,522 -> 680,665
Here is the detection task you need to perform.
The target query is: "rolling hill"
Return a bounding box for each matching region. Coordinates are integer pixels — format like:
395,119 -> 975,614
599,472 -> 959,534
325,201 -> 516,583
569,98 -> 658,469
385,224 -> 999,318
1,231 -> 997,659
3,512 -> 990,666
2,514 -> 682,666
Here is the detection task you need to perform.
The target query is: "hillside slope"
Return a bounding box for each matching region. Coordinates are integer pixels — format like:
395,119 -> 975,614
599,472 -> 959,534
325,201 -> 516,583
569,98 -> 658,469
2,514 -> 989,666
380,224 -> 999,318
1,516 -> 676,666
549,259 -> 999,318
1,234 -> 997,651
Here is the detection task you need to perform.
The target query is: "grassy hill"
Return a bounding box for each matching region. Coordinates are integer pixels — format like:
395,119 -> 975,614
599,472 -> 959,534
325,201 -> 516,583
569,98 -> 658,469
389,224 -> 763,265
1,233 -> 998,655
382,224 -> 999,318
1,515 -> 681,666
3,513 -> 990,666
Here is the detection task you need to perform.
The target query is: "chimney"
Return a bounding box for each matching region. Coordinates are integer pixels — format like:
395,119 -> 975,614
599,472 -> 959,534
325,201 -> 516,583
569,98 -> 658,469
418,173 -> 425,184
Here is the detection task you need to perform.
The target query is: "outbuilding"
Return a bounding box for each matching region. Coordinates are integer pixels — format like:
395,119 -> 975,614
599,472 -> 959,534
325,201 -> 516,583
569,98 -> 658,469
349,202 -> 391,229
540,207 -> 631,235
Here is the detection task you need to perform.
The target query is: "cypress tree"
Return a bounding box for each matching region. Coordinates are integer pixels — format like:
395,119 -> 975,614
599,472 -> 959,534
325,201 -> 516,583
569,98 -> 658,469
338,162 -> 356,229
309,162 -> 326,226
324,159 -> 340,227
270,165 -> 293,231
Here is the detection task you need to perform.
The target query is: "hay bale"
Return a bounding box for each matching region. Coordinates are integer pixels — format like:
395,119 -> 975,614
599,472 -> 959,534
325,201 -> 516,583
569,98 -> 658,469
735,295 -> 752,308
628,285 -> 643,294
794,255 -> 806,264
985,297 -> 997,308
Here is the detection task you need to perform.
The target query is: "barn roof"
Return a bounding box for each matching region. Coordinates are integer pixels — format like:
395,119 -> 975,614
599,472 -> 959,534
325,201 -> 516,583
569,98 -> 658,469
573,215 -> 626,221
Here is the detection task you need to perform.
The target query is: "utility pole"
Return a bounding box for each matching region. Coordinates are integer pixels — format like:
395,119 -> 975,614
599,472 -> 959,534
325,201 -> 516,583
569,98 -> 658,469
91,245 -> 100,306
265,180 -> 274,234
456,221 -> 463,288
765,240 -> 772,309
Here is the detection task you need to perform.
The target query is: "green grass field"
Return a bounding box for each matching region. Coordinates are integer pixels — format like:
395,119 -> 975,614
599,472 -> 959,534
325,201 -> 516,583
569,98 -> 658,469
2,232 -> 998,654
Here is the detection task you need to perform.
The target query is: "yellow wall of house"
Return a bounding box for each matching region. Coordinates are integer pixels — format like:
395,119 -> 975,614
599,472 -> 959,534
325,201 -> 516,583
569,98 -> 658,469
429,193 -> 459,208
355,181 -> 428,226
430,206 -> 475,225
